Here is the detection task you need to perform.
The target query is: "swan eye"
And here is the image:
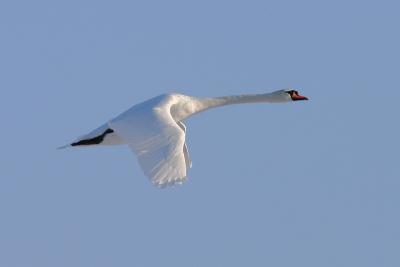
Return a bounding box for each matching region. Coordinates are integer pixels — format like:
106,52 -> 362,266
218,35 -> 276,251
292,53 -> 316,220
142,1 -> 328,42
286,90 -> 295,96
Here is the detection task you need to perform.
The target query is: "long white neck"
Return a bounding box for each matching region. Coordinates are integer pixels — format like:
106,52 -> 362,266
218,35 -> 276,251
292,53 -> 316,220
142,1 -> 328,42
191,89 -> 291,115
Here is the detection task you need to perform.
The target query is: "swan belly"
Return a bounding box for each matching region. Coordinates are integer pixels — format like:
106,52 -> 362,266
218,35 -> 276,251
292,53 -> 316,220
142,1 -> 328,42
101,130 -> 125,145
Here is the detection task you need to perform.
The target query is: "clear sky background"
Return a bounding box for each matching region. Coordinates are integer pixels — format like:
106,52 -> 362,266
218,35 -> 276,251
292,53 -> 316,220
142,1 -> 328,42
1,0 -> 399,266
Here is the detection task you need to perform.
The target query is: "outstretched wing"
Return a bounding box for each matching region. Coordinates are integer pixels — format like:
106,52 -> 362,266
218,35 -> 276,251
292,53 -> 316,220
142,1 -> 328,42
176,121 -> 192,170
109,105 -> 188,187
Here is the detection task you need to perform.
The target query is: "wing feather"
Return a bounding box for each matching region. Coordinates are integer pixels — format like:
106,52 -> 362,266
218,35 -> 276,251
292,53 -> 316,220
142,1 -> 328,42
109,105 -> 188,187
177,121 -> 192,169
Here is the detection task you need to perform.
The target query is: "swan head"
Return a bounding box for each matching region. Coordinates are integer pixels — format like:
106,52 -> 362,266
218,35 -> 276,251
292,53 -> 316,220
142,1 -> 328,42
285,90 -> 309,101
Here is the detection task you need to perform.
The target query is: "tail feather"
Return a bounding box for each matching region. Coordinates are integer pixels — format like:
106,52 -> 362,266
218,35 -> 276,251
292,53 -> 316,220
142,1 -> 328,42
57,144 -> 71,150
58,127 -> 115,150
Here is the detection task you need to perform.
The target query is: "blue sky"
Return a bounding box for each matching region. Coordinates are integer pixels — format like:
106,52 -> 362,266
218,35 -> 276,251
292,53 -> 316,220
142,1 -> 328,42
1,0 -> 399,266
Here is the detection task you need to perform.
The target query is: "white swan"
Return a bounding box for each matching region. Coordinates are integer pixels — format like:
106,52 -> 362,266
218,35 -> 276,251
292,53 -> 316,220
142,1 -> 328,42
61,89 -> 308,187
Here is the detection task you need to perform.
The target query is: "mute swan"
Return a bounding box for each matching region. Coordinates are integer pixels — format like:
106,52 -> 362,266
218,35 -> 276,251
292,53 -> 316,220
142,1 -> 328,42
60,89 -> 308,187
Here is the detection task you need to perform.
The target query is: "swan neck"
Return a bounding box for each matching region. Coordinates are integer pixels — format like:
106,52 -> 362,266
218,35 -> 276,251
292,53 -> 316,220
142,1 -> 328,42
196,91 -> 289,111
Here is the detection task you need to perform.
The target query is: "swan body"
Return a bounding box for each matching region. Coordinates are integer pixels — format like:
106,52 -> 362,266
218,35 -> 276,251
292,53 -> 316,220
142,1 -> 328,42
61,89 -> 308,187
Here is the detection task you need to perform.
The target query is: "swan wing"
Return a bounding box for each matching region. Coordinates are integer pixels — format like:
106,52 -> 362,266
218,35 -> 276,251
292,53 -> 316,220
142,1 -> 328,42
176,121 -> 192,169
109,105 -> 187,187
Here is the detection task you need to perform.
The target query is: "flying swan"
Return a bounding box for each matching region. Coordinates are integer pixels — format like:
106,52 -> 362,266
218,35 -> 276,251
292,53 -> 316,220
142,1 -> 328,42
60,89 -> 308,187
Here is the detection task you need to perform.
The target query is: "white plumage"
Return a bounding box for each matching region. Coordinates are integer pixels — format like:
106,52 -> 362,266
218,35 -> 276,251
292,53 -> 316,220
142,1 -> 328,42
61,89 -> 308,187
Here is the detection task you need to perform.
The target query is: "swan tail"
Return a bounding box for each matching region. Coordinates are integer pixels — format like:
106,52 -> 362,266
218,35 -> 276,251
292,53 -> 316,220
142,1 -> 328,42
57,144 -> 71,150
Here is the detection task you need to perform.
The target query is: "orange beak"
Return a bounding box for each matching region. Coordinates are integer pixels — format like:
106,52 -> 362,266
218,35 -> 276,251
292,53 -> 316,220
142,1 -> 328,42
292,93 -> 308,101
